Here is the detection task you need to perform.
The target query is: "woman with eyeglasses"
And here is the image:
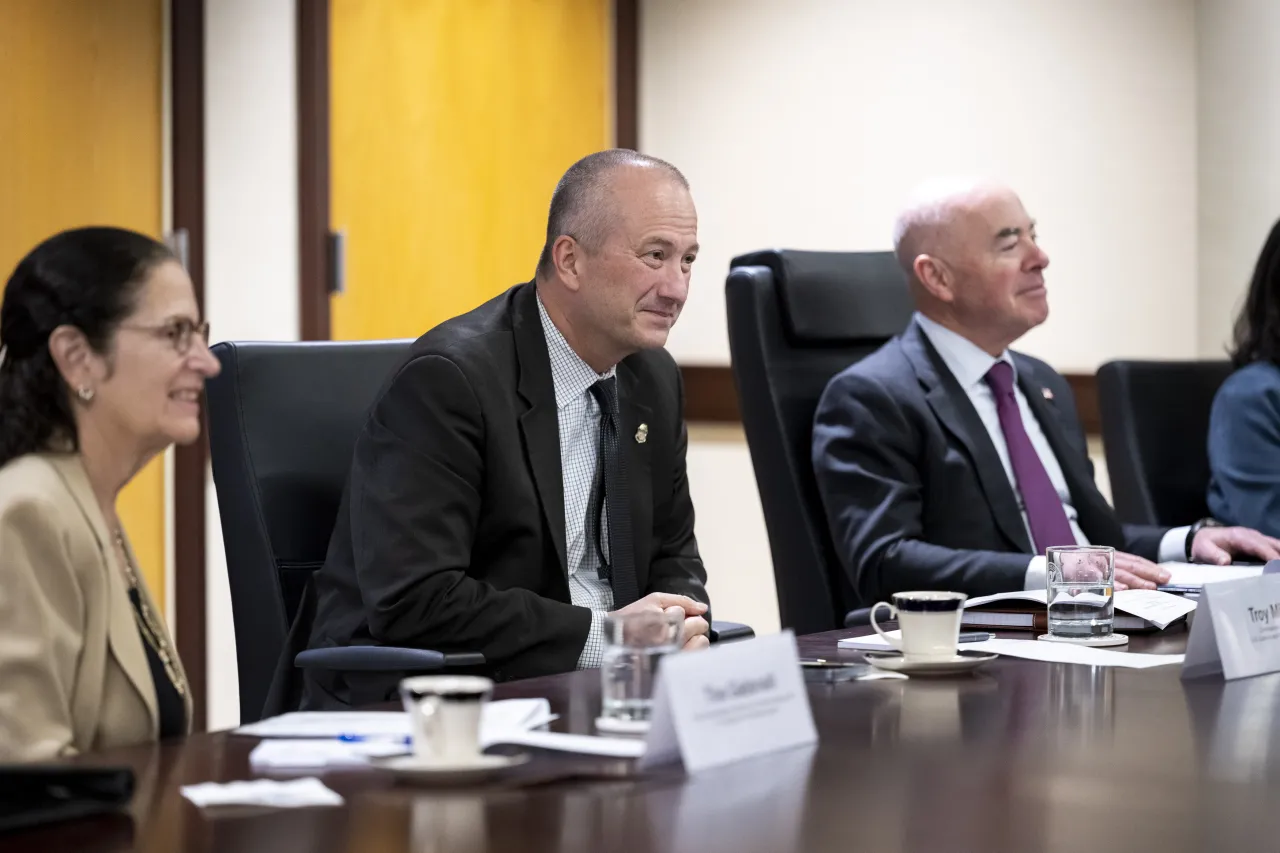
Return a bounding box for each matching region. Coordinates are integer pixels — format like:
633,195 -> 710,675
0,227 -> 219,760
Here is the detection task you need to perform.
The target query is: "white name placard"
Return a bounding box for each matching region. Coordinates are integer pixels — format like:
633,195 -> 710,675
638,631 -> 817,773
1182,574 -> 1280,680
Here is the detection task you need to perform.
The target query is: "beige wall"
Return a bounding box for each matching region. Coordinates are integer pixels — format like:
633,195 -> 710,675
1196,0 -> 1280,358
204,0 -> 299,731
641,0 -> 1199,372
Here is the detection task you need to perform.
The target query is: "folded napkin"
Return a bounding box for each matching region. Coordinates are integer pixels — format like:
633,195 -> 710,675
181,778 -> 343,808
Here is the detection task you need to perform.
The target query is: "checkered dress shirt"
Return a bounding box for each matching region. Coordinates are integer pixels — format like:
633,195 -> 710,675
537,294 -> 616,668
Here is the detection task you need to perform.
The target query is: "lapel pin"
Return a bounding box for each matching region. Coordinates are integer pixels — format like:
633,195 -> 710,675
1041,387 -> 1054,400
635,423 -> 648,444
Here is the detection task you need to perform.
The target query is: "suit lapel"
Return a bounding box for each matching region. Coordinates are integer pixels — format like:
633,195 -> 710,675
512,283 -> 568,574
47,454 -> 160,733
617,361 -> 653,592
1015,361 -> 1125,546
901,323 -> 1033,553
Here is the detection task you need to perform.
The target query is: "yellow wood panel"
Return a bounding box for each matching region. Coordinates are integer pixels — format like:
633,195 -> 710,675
0,0 -> 167,608
330,0 -> 610,341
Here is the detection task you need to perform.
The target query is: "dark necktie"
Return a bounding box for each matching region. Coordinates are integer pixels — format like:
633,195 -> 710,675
589,377 -> 639,606
983,361 -> 1077,554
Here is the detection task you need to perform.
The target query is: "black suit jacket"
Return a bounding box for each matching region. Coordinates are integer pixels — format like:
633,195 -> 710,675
301,282 -> 708,707
812,320 -> 1167,604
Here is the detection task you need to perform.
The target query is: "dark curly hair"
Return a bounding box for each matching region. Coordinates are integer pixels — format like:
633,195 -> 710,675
1229,219 -> 1280,369
0,226 -> 175,468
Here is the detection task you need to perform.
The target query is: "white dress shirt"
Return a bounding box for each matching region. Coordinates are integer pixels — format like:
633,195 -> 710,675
914,314 -> 1187,588
538,295 -> 616,668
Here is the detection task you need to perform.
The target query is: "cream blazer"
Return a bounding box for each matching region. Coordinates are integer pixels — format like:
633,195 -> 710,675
0,452 -> 191,760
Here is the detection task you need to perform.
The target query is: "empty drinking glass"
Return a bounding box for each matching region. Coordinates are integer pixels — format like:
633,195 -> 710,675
599,609 -> 684,727
1046,545 -> 1116,640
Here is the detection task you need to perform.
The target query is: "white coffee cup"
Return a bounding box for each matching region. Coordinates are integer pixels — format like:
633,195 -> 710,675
869,591 -> 967,662
399,675 -> 493,764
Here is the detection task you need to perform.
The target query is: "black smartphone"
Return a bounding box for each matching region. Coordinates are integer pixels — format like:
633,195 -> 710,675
799,659 -> 877,683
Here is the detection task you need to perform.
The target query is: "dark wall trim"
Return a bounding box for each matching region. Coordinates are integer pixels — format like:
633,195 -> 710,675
614,0 -> 638,149
682,366 -> 742,423
1063,373 -> 1100,435
171,0 -> 207,732
298,0 -> 331,341
682,365 -> 1103,434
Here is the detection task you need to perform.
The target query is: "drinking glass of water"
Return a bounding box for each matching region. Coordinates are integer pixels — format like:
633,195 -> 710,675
598,609 -> 683,732
1045,545 -> 1116,642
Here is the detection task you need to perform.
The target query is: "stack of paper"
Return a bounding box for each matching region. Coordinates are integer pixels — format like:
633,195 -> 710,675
961,587 -> 1196,631
250,738 -> 410,770
241,699 -> 561,770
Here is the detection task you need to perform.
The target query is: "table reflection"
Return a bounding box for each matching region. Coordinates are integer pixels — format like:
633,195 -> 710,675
1201,673 -> 1280,783
869,675 -> 1002,744
1046,664 -> 1115,747
410,796 -> 489,853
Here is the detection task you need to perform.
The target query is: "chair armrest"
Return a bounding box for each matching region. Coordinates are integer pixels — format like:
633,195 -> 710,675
442,652 -> 487,668
710,620 -> 754,642
844,607 -> 875,629
294,647 -> 487,671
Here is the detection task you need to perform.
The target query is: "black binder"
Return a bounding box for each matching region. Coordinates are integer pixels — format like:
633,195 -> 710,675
0,766 -> 134,834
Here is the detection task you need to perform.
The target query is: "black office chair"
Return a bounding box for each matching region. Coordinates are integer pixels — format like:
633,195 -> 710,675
207,339 -> 751,721
1097,360 -> 1233,527
205,340 -> 482,723
726,250 -> 915,635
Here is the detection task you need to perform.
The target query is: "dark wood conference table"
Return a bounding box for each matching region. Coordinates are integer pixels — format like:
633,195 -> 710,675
8,626 -> 1280,853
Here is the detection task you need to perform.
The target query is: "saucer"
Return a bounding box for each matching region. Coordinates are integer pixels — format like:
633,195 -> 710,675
1038,632 -> 1129,647
862,650 -> 997,676
594,716 -> 651,736
370,752 -> 530,785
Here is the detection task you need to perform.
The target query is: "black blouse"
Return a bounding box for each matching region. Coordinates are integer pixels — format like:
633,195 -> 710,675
127,588 -> 186,739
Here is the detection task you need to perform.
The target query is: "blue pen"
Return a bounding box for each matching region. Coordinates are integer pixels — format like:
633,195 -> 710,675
1156,585 -> 1202,595
336,733 -> 411,745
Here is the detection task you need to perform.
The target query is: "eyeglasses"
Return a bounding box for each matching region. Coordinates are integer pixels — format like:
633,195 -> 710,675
118,318 -> 211,355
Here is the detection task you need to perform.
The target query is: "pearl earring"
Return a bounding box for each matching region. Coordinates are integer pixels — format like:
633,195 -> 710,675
77,386 -> 95,402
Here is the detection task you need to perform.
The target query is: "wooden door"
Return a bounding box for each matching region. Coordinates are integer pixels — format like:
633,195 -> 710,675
0,0 -> 168,603
329,0 -> 610,340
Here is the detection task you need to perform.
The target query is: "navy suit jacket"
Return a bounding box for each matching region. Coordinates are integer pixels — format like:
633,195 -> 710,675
812,320 -> 1167,604
1208,361 -> 1280,537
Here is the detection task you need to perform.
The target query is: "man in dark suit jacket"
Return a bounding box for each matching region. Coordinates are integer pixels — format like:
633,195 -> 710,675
302,150 -> 710,708
813,178 -> 1280,605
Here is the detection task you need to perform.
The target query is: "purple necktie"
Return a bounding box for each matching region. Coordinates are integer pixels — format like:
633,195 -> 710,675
983,361 -> 1076,554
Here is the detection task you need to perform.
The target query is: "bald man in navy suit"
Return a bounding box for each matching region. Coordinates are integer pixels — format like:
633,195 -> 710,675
812,178 -> 1280,605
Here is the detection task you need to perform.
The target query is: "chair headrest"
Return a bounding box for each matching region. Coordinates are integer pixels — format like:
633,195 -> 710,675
730,249 -> 912,344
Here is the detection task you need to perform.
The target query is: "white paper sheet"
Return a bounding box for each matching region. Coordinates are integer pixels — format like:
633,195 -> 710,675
498,729 -> 646,758
964,589 -> 1049,608
1161,562 -> 1264,587
182,777 -> 344,808
1110,588 -> 1197,629
234,711 -> 410,739
233,699 -> 553,744
838,630 -> 1184,668
969,638 -> 1184,669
